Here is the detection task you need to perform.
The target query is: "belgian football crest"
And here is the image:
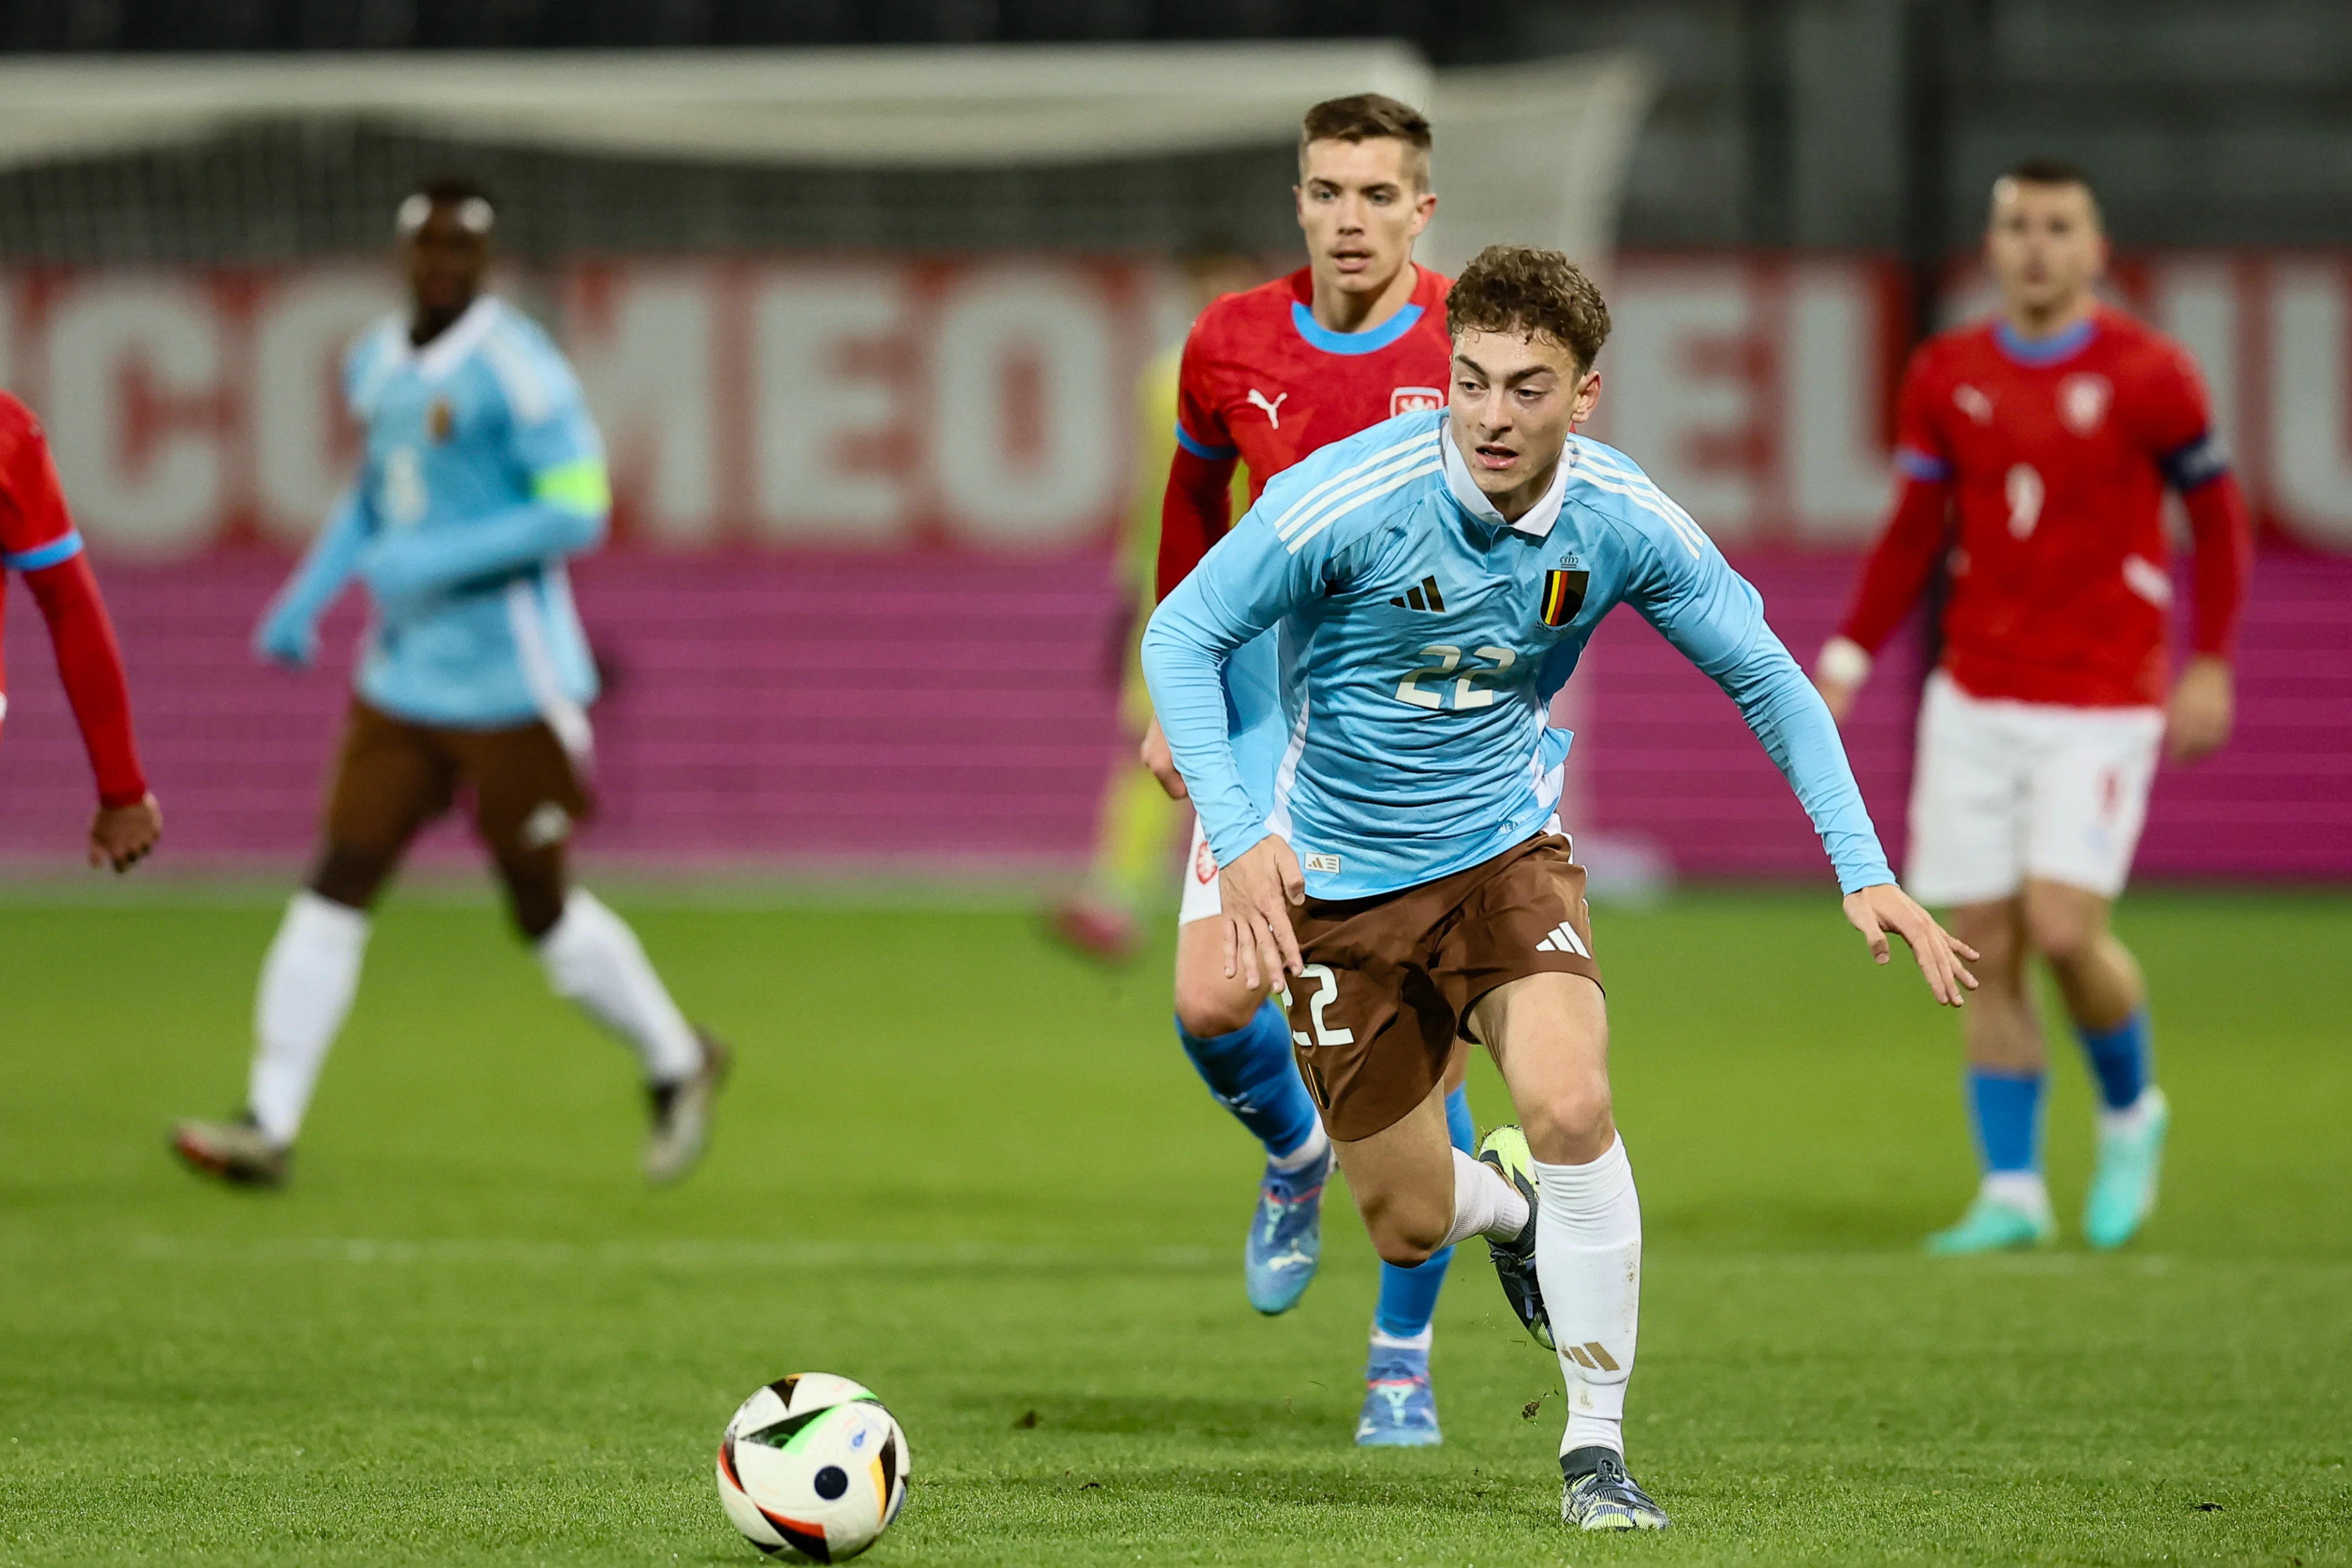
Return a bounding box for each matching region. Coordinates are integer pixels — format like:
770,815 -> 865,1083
1539,568 -> 1589,627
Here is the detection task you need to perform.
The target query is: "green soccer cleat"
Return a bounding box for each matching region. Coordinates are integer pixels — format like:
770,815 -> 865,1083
1561,1447 -> 1670,1531
1476,1125 -> 1553,1351
1925,1192 -> 2057,1255
645,1028 -> 731,1186
2084,1087 -> 2170,1250
171,1114 -> 290,1188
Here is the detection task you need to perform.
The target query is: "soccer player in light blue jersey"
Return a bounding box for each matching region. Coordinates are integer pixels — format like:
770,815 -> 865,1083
1143,246 -> 1977,1530
173,178 -> 726,1191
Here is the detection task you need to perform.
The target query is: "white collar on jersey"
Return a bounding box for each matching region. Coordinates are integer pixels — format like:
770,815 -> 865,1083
392,295 -> 504,382
1440,421 -> 1571,540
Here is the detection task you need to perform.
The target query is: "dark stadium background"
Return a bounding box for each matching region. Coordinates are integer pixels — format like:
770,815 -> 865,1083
1,1 -> 2344,884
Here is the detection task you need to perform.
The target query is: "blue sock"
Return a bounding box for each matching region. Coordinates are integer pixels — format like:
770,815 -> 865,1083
1966,1068 -> 2046,1175
1177,1001 -> 1319,1161
2075,1009 -> 2152,1111
1372,1085 -> 1477,1341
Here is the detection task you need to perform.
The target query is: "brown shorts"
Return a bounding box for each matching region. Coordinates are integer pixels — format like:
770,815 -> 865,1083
1280,834 -> 1600,1142
323,699 -> 592,876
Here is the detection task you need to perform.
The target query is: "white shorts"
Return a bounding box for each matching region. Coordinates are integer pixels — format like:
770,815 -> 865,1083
1178,815 -> 1223,925
1905,671 -> 2165,907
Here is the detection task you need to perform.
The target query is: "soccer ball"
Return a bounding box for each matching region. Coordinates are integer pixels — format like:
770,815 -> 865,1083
715,1373 -> 911,1561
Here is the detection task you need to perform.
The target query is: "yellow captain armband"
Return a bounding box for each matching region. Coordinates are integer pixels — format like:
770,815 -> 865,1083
532,458 -> 611,515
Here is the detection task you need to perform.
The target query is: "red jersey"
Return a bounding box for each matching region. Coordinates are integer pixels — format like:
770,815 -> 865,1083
1837,306 -> 2250,708
1,390 -> 147,805
1156,263 -> 1453,598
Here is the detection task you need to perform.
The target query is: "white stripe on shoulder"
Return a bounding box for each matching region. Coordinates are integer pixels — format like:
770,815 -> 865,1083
1568,447 -> 1711,559
1276,443 -> 1443,549
347,318 -> 407,415
481,328 -> 556,425
1270,427 -> 1439,541
1283,456 -> 1441,554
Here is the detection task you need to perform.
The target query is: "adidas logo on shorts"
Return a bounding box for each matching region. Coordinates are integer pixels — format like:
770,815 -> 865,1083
1534,921 -> 1589,958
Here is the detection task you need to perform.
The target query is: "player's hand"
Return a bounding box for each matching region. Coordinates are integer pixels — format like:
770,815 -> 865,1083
1218,834 -> 1305,992
1813,675 -> 1860,726
88,793 -> 162,873
1812,636 -> 1870,726
253,603 -> 318,669
1842,882 -> 1978,1008
2165,655 -> 2233,764
1139,716 -> 1187,800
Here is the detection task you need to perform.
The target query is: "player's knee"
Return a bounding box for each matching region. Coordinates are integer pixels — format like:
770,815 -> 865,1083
2024,897 -> 2102,968
307,843 -> 396,911
1522,1079 -> 1615,1166
499,860 -> 568,942
1358,1189 -> 1449,1267
1173,967 -> 1264,1038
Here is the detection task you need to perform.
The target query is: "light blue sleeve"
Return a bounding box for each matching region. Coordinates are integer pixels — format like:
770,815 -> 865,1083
1618,514 -> 1896,893
1140,505 -> 1332,870
359,335 -> 609,606
255,486 -> 371,666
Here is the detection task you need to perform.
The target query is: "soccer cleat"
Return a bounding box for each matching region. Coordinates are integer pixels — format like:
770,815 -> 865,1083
1924,1192 -> 2057,1255
1354,1348 -> 1442,1447
1477,1125 -> 1553,1350
1046,895 -> 1140,964
644,1029 -> 731,1186
2084,1087 -> 2170,1250
1561,1446 -> 1670,1531
171,1114 -> 290,1188
1244,1143 -> 1329,1314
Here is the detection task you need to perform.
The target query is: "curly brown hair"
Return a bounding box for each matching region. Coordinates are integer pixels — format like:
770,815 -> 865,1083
1446,244 -> 1611,371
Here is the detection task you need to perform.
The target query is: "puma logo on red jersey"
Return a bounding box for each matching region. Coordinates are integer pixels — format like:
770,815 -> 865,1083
1246,388 -> 1289,428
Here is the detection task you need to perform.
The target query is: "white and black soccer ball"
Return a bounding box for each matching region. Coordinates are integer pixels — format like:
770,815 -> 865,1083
715,1373 -> 910,1562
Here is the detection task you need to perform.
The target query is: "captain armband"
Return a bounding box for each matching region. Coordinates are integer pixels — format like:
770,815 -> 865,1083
2157,432 -> 2231,493
1815,635 -> 1873,688
532,458 -> 611,516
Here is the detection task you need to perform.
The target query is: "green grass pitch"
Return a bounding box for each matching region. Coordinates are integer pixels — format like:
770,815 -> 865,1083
1,885 -> 2347,1566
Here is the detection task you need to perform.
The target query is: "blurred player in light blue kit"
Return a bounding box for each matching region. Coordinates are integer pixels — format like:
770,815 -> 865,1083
1144,246 -> 1977,1529
173,176 -> 726,1189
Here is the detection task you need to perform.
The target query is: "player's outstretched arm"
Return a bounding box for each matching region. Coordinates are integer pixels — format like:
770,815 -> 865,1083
21,554 -> 161,872
358,461 -> 608,609
256,487 -> 370,667
1842,882 -> 1977,1008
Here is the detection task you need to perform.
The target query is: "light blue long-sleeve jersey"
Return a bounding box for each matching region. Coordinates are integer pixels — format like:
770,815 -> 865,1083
1141,409 -> 1894,901
262,296 -> 609,733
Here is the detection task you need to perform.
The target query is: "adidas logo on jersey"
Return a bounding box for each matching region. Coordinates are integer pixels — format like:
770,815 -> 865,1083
1534,921 -> 1589,958
1389,575 -> 1447,612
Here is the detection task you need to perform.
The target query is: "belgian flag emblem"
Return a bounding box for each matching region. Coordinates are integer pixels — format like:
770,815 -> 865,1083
1540,568 -> 1589,627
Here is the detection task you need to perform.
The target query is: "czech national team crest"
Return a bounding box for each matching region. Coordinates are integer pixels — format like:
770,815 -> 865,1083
1391,386 -> 1444,416
1539,568 -> 1589,628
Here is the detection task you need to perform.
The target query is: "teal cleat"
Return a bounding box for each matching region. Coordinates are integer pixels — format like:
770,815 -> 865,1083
1561,1447 -> 1670,1531
1926,1192 -> 2057,1255
1244,1144 -> 1329,1314
2084,1087 -> 2170,1250
1354,1348 -> 1442,1447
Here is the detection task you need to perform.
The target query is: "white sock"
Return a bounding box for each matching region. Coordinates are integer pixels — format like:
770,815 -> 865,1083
2096,1087 -> 2162,1139
1268,1122 -> 1329,1173
247,892 -> 371,1147
1534,1136 -> 1642,1460
1981,1169 -> 2052,1216
1370,1324 -> 1433,1355
536,889 -> 702,1084
1438,1146 -> 1530,1250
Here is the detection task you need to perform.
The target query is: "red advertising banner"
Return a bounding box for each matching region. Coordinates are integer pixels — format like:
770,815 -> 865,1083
5,252 -> 2352,555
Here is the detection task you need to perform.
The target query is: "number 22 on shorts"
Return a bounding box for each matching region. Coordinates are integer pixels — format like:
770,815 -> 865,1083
1285,963 -> 1355,1049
